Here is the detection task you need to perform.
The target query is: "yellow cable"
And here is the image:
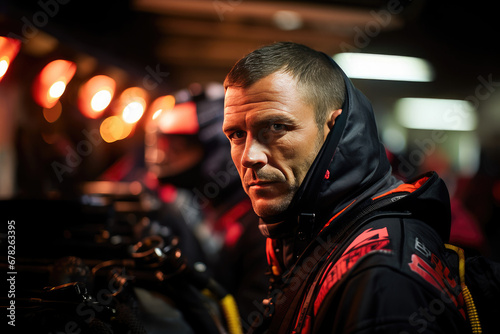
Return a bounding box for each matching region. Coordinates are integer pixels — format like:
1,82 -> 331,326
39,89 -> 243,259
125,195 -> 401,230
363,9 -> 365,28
220,294 -> 243,334
445,244 -> 482,334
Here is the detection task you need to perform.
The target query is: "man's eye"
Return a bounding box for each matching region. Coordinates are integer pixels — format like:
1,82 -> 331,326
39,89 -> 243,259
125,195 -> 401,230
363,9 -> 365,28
271,124 -> 286,132
229,130 -> 246,140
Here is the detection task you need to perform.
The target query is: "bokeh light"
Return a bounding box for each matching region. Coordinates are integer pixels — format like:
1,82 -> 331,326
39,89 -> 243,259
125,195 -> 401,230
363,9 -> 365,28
32,59 -> 77,108
91,90 -> 112,112
48,81 -> 66,99
149,95 -> 176,119
157,101 -> 199,134
100,115 -> 134,143
118,87 -> 148,124
0,58 -> 9,78
0,37 -> 21,82
78,75 -> 116,118
122,101 -> 145,124
43,101 -> 63,123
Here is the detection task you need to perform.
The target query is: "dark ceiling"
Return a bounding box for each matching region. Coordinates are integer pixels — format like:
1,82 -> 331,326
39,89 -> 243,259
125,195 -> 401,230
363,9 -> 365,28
1,0 -> 499,96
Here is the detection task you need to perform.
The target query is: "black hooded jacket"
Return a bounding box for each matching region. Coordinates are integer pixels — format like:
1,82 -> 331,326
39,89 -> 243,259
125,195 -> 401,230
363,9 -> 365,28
251,56 -> 470,333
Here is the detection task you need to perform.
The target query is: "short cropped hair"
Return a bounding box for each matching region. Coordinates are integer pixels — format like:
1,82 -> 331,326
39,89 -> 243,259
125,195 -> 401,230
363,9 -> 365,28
224,42 -> 346,127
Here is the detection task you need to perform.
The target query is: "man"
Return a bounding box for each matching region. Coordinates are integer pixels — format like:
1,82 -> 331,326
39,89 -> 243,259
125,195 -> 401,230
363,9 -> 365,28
223,42 -> 470,333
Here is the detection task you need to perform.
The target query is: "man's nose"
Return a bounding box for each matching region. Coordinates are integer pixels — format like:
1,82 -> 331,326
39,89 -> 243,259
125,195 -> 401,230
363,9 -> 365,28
241,136 -> 268,169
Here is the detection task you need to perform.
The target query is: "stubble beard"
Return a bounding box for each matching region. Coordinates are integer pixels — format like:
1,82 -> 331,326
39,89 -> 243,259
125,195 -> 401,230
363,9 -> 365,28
254,129 -> 325,219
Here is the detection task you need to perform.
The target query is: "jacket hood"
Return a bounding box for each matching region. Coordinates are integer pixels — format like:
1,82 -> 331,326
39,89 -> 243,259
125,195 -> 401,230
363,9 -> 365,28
258,54 -> 401,239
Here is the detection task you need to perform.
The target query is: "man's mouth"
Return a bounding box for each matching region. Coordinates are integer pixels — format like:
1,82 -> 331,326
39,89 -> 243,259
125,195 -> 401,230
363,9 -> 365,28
247,180 -> 277,187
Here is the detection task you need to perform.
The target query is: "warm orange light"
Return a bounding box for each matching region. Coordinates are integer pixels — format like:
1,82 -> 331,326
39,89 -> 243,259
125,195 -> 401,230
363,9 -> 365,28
78,75 -> 116,118
158,101 -> 199,135
145,95 -> 176,133
118,87 -> 148,124
91,90 -> 112,111
48,81 -> 66,98
123,101 -> 145,124
0,37 -> 21,82
100,115 -> 134,143
0,59 -> 9,77
32,59 -> 77,108
149,95 -> 176,119
43,101 -> 63,123
152,109 -> 162,121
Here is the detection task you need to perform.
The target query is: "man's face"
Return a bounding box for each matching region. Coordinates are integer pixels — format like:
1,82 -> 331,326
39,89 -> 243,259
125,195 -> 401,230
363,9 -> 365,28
223,71 -> 329,218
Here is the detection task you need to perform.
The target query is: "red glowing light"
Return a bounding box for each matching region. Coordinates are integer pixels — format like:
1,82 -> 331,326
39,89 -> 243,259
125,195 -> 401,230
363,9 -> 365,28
118,87 -> 148,124
145,95 -> 176,133
149,95 -> 176,119
78,75 -> 116,118
32,59 -> 76,108
158,101 -> 199,135
0,37 -> 21,82
43,101 -> 63,123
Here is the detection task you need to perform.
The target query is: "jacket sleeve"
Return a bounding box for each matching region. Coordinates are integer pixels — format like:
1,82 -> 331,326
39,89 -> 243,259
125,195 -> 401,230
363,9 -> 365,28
312,252 -> 469,334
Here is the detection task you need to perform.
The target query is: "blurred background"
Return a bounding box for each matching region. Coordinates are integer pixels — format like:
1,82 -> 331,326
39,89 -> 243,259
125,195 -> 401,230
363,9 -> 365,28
1,0 -> 500,331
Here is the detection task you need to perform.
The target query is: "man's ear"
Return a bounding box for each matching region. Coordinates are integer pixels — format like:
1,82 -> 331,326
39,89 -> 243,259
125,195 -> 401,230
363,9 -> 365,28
327,109 -> 342,130
323,109 -> 342,138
